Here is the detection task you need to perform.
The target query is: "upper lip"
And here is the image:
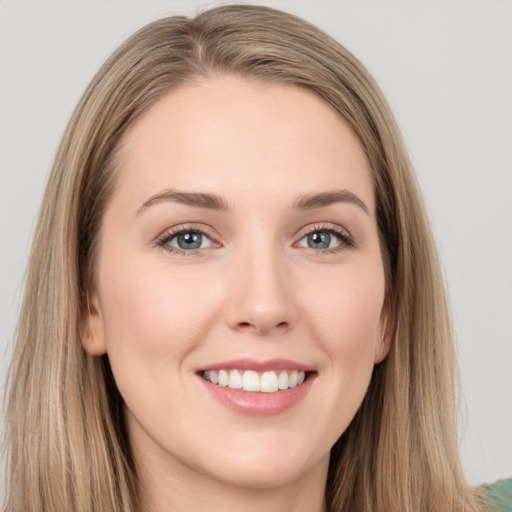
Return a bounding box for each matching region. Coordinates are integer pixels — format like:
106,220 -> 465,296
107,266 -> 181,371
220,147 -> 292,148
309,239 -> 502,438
197,358 -> 316,373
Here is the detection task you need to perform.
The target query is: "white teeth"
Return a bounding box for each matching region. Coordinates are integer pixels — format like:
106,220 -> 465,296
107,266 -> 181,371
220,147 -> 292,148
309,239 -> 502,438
228,370 -> 242,389
218,370 -> 228,387
203,369 -> 310,393
261,371 -> 279,393
278,370 -> 289,390
242,370 -> 260,392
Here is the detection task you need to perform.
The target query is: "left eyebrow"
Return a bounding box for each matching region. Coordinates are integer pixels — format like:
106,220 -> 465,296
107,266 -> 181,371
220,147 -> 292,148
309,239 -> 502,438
292,189 -> 369,215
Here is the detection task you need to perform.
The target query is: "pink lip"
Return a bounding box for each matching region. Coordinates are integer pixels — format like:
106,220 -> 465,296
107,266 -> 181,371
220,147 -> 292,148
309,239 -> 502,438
198,358 -> 316,373
196,359 -> 317,417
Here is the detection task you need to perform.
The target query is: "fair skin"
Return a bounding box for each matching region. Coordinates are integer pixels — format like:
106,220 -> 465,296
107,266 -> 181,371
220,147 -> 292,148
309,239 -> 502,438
82,76 -> 389,512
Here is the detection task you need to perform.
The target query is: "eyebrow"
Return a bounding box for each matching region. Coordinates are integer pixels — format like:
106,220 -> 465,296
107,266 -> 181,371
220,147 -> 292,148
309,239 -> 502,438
136,188 -> 230,216
292,189 -> 369,215
135,187 -> 369,217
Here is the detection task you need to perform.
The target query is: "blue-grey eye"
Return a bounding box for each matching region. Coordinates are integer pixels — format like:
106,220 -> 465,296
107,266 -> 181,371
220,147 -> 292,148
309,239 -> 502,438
298,231 -> 341,250
169,232 -> 212,250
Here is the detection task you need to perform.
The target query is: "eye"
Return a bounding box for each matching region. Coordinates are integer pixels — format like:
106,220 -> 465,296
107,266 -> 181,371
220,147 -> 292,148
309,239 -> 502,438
296,226 -> 354,251
158,229 -> 215,253
307,231 -> 336,249
298,231 -> 339,250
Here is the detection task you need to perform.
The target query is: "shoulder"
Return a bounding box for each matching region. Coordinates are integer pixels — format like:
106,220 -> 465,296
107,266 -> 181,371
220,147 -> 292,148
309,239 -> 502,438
482,478 -> 512,512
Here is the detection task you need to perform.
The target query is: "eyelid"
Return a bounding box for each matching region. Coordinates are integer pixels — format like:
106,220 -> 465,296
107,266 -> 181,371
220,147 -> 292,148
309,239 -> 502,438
294,223 -> 355,251
156,223 -> 221,255
154,221 -> 355,256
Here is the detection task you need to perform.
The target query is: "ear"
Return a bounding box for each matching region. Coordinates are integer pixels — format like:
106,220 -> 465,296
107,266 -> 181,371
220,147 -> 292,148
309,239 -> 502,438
374,298 -> 392,364
79,289 -> 107,356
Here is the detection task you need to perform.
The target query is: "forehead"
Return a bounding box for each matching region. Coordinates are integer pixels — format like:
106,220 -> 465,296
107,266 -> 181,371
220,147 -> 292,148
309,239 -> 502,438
114,76 -> 374,214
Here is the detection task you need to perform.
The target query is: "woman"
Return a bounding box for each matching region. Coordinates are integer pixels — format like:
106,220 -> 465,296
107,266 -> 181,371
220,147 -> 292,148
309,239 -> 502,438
2,4 -> 507,511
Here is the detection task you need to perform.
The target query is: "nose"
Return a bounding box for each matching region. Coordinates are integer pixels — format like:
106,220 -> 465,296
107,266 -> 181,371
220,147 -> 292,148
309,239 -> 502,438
223,247 -> 297,336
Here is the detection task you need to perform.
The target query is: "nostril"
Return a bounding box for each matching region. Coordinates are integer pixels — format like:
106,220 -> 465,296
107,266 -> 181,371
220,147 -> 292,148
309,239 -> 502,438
234,319 -> 290,335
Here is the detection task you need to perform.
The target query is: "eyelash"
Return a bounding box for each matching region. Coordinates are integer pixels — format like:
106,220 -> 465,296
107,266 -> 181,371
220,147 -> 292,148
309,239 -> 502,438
156,223 -> 355,256
297,223 -> 355,254
156,225 -> 217,256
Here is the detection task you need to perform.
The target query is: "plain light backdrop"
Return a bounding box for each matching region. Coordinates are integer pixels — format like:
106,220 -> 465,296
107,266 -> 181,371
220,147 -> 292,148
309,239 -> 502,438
1,0 -> 511,490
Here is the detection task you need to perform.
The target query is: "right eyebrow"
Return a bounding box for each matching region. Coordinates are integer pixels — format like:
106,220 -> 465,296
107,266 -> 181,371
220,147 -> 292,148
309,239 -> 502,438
135,188 -> 230,216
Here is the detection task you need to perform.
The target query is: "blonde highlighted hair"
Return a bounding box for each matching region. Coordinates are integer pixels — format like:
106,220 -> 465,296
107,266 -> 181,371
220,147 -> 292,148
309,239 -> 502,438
3,5 -> 485,511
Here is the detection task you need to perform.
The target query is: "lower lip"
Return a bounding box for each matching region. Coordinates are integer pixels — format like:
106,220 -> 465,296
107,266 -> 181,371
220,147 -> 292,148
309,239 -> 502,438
199,374 -> 315,416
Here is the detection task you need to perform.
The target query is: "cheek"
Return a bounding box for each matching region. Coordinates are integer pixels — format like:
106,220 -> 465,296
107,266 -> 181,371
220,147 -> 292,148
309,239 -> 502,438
96,259 -> 227,439
98,259 -> 222,374
302,262 -> 385,397
306,264 -> 384,347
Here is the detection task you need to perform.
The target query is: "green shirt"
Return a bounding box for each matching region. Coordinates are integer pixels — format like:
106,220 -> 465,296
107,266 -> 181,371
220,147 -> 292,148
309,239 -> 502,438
483,478 -> 512,512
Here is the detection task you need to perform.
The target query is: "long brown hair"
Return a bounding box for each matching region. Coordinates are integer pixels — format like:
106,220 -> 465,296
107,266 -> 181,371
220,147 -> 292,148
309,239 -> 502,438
3,5 -> 485,511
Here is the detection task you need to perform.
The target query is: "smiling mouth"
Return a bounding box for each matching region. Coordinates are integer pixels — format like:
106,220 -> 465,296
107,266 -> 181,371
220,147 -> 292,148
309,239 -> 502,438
201,369 -> 313,393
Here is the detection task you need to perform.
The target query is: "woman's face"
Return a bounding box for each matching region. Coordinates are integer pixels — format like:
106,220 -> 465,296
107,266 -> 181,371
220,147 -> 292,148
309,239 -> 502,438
83,77 -> 389,491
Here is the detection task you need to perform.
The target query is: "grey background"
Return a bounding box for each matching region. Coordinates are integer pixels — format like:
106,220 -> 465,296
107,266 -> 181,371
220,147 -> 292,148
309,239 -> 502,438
1,0 -> 511,489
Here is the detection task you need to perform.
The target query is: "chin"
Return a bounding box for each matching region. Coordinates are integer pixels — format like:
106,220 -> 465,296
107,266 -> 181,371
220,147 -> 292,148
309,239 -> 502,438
214,466 -> 307,490
199,446 -> 328,490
